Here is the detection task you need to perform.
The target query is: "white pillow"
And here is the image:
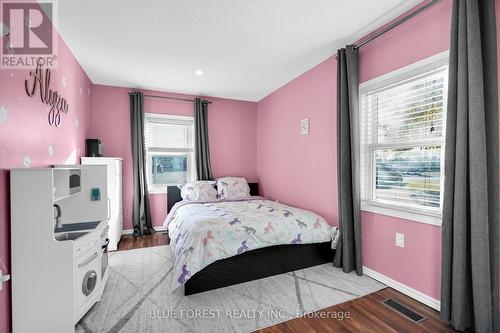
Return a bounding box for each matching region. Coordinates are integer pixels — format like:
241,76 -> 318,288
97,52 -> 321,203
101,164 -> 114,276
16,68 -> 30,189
178,181 -> 217,201
216,177 -> 250,199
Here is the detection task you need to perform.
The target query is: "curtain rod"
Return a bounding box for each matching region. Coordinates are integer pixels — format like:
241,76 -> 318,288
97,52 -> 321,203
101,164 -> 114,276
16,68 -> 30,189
143,94 -> 212,104
338,0 -> 441,56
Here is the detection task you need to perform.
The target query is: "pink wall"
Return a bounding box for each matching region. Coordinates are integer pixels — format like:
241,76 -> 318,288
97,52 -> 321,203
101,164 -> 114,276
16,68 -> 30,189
91,85 -> 257,229
257,56 -> 338,225
0,39 -> 93,333
1,1 -> 498,330
257,0 -> 467,302
357,0 -> 453,301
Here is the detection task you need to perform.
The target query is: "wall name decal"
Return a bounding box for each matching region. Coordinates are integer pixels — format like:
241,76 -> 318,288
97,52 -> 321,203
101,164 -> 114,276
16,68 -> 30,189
25,59 -> 69,127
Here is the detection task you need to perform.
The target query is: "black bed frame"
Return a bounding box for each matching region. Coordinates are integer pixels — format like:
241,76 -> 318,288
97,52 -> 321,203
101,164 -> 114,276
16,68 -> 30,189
167,183 -> 334,295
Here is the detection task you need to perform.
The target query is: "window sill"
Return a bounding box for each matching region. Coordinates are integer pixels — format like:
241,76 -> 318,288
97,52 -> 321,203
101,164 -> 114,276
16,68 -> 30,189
361,200 -> 442,226
148,188 -> 167,194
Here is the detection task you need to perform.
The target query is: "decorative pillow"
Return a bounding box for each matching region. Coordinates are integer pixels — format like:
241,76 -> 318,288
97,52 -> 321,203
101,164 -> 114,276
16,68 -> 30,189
178,181 -> 217,201
216,177 -> 250,199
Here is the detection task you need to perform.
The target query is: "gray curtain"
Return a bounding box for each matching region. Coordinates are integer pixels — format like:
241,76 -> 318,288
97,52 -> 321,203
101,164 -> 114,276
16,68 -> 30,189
194,98 -> 213,180
440,0 -> 499,331
129,91 -> 155,237
333,46 -> 362,275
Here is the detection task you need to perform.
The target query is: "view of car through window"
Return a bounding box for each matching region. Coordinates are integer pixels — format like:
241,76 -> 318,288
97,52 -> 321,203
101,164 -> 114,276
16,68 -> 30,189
375,146 -> 441,208
361,64 -> 447,211
151,155 -> 189,185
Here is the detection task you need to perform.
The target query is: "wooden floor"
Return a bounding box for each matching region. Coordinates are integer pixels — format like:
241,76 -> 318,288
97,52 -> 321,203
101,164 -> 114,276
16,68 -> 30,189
117,234 -> 455,333
255,287 -> 455,333
117,231 -> 170,251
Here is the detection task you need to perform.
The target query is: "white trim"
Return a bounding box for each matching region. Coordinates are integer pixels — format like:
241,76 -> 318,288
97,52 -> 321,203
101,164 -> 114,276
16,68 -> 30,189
148,187 -> 168,194
362,201 -> 442,226
122,226 -> 167,235
359,51 -> 449,227
360,50 -> 449,90
363,266 -> 441,311
144,113 -> 194,122
148,147 -> 193,154
81,157 -> 123,161
122,229 -> 134,235
144,113 -> 196,189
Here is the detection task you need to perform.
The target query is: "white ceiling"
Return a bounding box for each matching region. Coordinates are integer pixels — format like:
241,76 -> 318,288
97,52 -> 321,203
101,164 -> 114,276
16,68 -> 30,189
56,0 -> 422,102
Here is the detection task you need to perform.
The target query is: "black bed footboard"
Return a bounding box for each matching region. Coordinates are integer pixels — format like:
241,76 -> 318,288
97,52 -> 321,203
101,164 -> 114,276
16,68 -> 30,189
184,242 -> 333,295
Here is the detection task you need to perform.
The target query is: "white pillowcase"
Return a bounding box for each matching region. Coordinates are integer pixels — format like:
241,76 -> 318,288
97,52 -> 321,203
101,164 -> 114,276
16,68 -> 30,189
178,181 -> 217,201
216,177 -> 251,199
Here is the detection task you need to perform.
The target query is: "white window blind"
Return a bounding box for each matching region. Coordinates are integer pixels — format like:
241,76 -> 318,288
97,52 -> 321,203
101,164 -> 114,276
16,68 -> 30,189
145,116 -> 193,153
360,60 -> 448,220
144,114 -> 195,191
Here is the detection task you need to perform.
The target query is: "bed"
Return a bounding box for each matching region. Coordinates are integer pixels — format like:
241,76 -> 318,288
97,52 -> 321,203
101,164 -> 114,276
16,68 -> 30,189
165,183 -> 337,295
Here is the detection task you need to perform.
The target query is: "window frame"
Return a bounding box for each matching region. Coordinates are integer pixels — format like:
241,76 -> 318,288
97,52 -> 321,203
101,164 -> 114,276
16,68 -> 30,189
359,51 -> 449,226
144,113 -> 196,193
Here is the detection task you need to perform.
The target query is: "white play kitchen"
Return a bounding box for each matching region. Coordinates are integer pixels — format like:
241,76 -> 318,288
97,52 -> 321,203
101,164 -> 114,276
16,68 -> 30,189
10,165 -> 110,333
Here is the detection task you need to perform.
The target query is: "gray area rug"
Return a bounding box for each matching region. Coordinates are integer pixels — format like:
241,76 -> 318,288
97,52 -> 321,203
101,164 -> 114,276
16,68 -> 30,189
76,245 -> 384,333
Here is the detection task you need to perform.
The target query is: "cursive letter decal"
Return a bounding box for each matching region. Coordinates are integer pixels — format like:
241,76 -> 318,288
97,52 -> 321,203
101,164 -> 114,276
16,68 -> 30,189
24,58 -> 70,127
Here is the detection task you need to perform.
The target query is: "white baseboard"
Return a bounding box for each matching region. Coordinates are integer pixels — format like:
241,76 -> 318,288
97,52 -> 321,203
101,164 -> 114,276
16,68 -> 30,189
122,226 -> 167,235
363,266 -> 441,311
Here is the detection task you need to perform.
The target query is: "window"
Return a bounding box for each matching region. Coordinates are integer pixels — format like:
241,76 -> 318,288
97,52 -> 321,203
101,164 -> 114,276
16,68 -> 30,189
144,114 -> 195,192
359,53 -> 448,225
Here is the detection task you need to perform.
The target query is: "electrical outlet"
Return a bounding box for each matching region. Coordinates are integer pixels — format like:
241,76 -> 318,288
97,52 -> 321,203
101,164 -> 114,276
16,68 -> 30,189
300,118 -> 309,135
395,233 -> 405,248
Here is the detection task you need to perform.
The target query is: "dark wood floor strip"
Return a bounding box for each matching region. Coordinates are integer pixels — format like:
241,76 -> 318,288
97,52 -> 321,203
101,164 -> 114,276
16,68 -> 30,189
117,231 -> 170,251
255,288 -> 456,333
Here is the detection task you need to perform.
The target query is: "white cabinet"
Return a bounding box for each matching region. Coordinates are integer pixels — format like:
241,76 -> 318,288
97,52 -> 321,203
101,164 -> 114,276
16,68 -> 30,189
82,157 -> 123,251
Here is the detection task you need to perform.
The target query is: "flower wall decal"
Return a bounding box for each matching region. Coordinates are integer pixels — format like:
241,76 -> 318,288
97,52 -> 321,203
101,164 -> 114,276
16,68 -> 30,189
23,156 -> 31,168
0,106 -> 8,123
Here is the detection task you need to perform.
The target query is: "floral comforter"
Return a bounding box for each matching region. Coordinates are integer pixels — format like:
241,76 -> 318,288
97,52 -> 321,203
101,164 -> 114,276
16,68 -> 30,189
164,197 -> 338,291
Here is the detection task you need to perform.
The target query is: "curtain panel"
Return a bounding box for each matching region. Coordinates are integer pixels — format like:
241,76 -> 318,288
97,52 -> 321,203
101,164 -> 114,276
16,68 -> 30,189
129,91 -> 155,236
333,46 -> 363,275
194,98 -> 214,181
441,1 -> 499,331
